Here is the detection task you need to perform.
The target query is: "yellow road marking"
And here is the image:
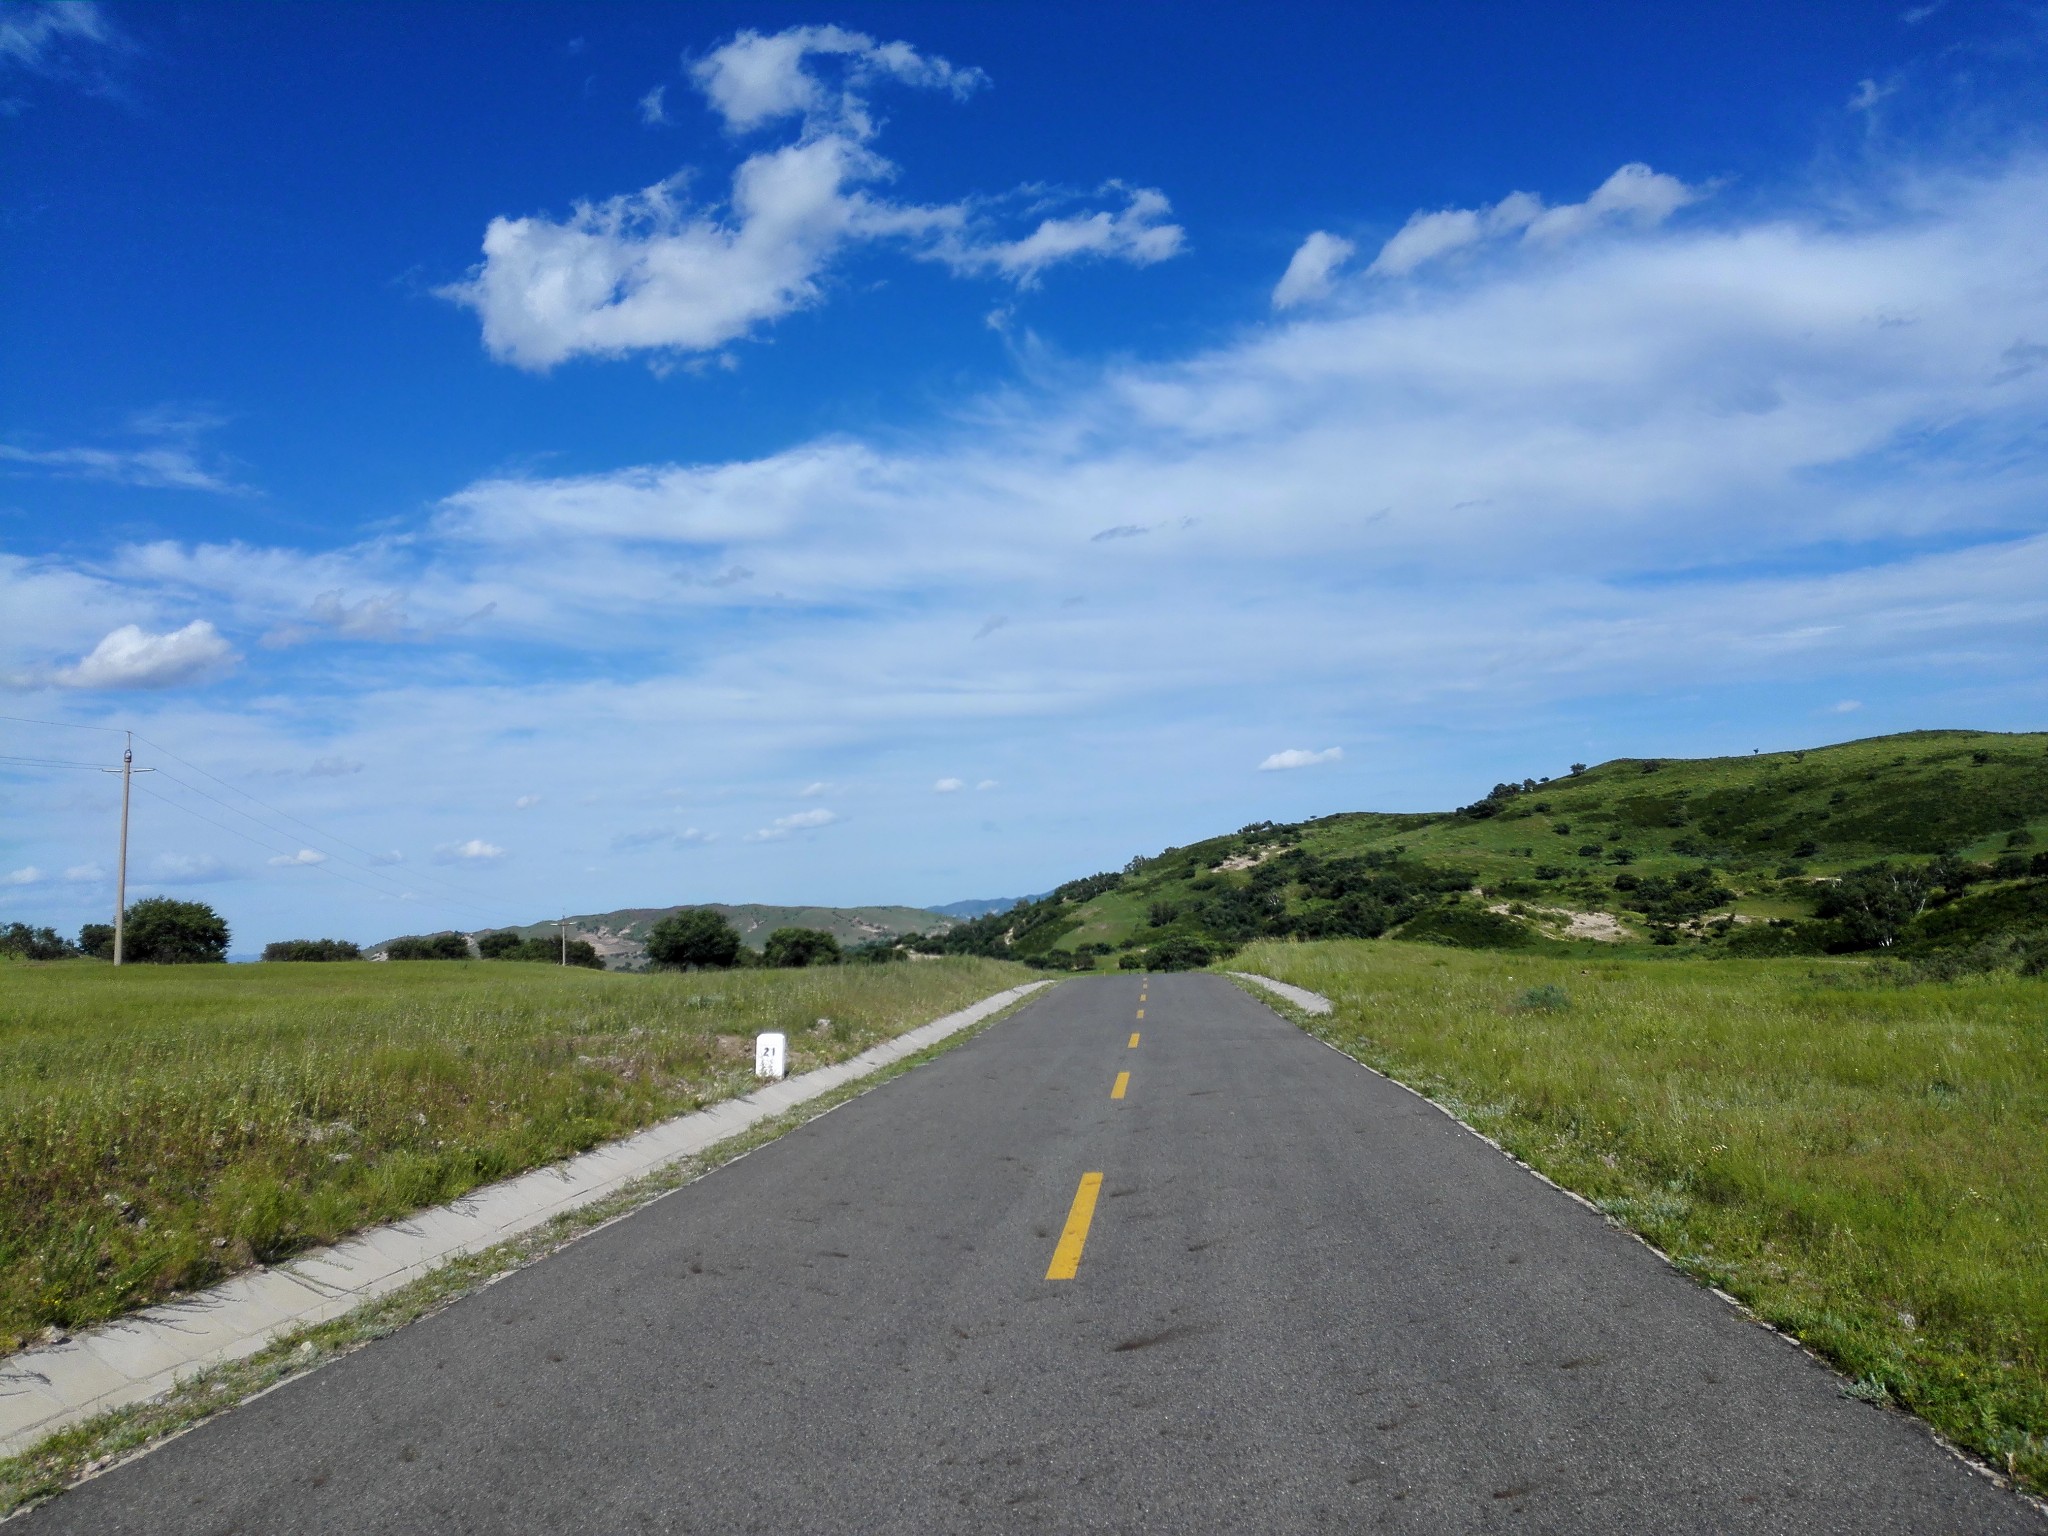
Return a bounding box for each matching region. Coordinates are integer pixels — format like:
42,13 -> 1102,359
1135,1008 -> 1144,1019
1046,1172 -> 1104,1280
1128,1032 -> 1140,1048
1112,1070 -> 1130,1100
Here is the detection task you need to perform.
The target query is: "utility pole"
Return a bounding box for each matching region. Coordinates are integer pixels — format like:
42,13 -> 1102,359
102,733 -> 152,966
560,914 -> 568,966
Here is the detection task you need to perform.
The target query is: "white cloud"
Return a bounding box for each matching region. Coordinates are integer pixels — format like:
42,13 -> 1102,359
976,779 -> 999,791
267,848 -> 327,867
1259,747 -> 1344,771
2,867 -> 42,886
1273,231 -> 1356,309
1849,78 -> 1897,114
1369,164 -> 1693,276
933,777 -> 964,792
57,620 -> 236,690
611,825 -> 708,850
689,24 -> 985,137
1828,700 -> 1864,713
747,806 -> 838,841
926,186 -> 1184,284
638,84 -> 670,126
440,26 -> 1179,370
514,794 -> 542,809
438,839 -> 505,863
797,781 -> 832,797
63,864 -> 103,883
304,756 -> 364,777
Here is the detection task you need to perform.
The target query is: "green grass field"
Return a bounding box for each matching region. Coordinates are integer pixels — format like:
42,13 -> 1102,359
1232,937 -> 2048,1493
0,957 -> 1028,1351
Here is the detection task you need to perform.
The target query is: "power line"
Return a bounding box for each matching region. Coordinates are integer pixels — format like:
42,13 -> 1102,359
0,754 -> 114,771
131,732 -> 509,909
133,781 -> 519,923
0,714 -> 127,735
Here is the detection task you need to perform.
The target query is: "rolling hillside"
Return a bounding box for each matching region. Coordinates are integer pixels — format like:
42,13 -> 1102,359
925,729 -> 2048,969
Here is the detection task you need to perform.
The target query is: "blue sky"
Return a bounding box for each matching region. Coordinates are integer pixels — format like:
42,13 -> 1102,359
3,2 -> 2046,948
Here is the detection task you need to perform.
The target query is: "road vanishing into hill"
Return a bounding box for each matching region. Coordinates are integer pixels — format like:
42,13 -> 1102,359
24,974 -> 2043,1533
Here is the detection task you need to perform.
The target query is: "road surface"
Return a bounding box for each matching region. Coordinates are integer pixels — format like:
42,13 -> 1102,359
24,973 -> 2042,1533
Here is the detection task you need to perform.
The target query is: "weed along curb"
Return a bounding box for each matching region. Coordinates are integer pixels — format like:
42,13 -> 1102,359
0,980 -> 1053,1482
1228,971 -> 1333,1015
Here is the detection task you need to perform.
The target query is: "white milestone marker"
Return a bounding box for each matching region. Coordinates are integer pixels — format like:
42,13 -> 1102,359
755,1031 -> 788,1080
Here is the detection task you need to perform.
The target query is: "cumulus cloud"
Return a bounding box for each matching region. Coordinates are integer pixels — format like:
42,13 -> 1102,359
1368,164 -> 1694,276
1273,231 -> 1356,309
933,777 -> 964,792
514,794 -> 542,808
1259,747 -> 1344,771
747,806 -> 837,840
437,839 -> 505,863
267,848 -> 327,867
57,620 -> 236,690
441,25 -> 1181,369
2,867 -> 42,887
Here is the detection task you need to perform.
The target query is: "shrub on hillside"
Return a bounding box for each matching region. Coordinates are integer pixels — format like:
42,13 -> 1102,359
261,939 -> 362,962
1144,936 -> 1216,970
1398,906 -> 1536,950
122,898 -> 229,964
646,909 -> 743,970
763,927 -> 841,967
384,932 -> 472,961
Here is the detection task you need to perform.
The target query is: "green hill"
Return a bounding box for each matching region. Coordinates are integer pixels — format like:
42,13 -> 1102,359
377,903 -> 950,969
924,729 -> 2048,971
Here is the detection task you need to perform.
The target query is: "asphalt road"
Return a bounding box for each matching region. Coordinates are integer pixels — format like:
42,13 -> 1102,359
26,974 -> 2043,1533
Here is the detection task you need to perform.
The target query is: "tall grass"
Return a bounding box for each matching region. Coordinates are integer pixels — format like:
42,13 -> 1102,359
0,958 -> 1027,1350
1235,938 -> 2048,1494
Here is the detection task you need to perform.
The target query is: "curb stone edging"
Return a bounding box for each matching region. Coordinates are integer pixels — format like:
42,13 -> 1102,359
0,980 -> 1054,1460
1225,970 -> 2048,1516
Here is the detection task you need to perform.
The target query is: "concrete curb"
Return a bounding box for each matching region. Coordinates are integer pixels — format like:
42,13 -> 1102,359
0,979 -> 1053,1458
1228,971 -> 1333,1014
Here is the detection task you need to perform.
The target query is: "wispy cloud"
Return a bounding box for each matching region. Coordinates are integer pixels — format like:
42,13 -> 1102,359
2,867 -> 42,887
933,777 -> 964,792
746,806 -> 837,841
1259,747 -> 1343,771
267,848 -> 327,867
436,839 -> 505,863
1368,163 -> 1695,277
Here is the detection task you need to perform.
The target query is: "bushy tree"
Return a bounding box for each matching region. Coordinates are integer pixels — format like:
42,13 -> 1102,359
0,923 -> 76,960
122,897 -> 229,964
261,938 -> 362,961
384,931 -> 472,960
763,927 -> 841,967
1815,863 -> 1934,950
1144,936 -> 1215,971
78,923 -> 114,959
646,908 -> 743,970
477,930 -> 603,967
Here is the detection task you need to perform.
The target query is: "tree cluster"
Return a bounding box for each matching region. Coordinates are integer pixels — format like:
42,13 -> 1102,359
261,938 -> 362,962
476,930 -> 603,968
383,932 -> 472,961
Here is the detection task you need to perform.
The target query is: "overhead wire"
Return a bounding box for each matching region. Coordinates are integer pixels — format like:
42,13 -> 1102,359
131,781 -> 518,923
130,732 -> 515,909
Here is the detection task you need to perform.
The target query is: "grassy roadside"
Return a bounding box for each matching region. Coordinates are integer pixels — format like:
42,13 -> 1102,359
1230,938 -> 2048,1496
0,957 -> 1029,1349
0,980 -> 1049,1519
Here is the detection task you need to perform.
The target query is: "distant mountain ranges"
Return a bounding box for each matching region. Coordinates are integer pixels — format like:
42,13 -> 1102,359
371,896 -> 1040,969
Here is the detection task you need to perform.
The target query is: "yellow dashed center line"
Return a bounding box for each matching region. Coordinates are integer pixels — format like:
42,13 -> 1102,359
1111,1070 -> 1130,1100
1135,1008 -> 1144,1019
1128,1032 -> 1140,1048
1046,1172 -> 1104,1280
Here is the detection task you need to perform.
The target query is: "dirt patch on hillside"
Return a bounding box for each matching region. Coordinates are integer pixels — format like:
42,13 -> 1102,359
1487,902 -> 1633,943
